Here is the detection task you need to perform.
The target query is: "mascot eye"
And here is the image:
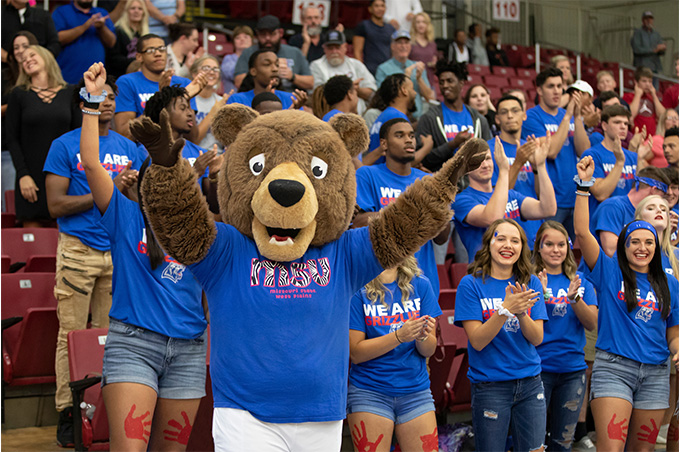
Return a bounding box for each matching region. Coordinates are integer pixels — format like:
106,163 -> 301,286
310,156 -> 328,179
249,153 -> 265,176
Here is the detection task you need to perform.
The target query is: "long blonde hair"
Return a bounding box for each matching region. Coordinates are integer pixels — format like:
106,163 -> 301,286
468,219 -> 534,285
635,195 -> 679,278
15,45 -> 65,90
410,12 -> 434,43
116,0 -> 149,40
532,220 -> 577,280
365,256 -> 421,308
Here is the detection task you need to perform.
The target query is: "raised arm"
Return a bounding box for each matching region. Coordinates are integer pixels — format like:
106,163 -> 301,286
79,63 -> 116,213
573,156 -> 601,271
519,133 -> 556,219
465,137 -> 509,227
547,94 -> 577,159
369,138 -> 487,269
131,110 -> 216,265
590,136 -> 625,202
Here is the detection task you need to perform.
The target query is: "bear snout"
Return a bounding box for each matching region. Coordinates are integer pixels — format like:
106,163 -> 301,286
268,179 -> 306,208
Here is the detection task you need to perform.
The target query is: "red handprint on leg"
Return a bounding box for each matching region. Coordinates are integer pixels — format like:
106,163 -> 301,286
163,411 -> 192,445
607,413 -> 628,442
124,404 -> 151,444
352,420 -> 384,452
636,418 -> 660,444
420,427 -> 438,452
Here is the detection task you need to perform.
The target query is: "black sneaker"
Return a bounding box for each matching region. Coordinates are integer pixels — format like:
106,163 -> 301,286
56,407 -> 75,448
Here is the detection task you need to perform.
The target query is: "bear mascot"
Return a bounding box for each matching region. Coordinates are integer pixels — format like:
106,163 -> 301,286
130,105 -> 486,451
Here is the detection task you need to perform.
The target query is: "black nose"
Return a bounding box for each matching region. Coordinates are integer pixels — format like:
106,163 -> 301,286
268,179 -> 305,207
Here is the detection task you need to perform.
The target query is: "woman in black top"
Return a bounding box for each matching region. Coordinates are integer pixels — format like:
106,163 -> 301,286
107,0 -> 149,77
6,45 -> 81,226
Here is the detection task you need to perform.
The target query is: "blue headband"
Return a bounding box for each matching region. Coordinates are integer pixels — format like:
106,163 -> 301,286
625,220 -> 658,241
635,176 -> 668,194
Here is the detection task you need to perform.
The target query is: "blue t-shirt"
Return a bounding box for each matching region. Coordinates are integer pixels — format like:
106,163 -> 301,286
489,138 -> 536,198
354,19 -> 396,74
452,186 -> 542,262
189,225 -> 383,423
96,189 -> 206,338
585,249 -> 679,365
522,105 -> 577,208
537,272 -> 597,373
115,71 -> 194,116
227,89 -> 293,110
589,131 -> 604,147
147,0 -> 176,38
662,252 -> 675,277
323,109 -> 342,122
454,274 -> 548,383
672,204 -> 679,243
582,142 -> 637,212
349,275 -> 442,396
43,129 -> 142,251
367,107 -> 408,156
442,104 -> 475,142
52,4 -> 115,84
591,195 -> 635,240
356,163 -> 440,294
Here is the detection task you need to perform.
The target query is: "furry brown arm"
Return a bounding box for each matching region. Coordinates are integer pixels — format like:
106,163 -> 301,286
140,158 -> 217,265
369,138 -> 488,269
131,111 -> 217,265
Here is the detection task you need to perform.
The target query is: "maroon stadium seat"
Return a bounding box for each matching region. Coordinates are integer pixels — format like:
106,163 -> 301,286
23,255 -> 57,273
492,66 -> 516,77
467,64 -> 491,76
437,264 -> 451,289
438,288 -> 457,310
1,228 -> 58,267
483,75 -> 509,88
516,68 -> 537,79
4,190 -> 15,215
448,262 -> 468,288
438,310 -> 471,412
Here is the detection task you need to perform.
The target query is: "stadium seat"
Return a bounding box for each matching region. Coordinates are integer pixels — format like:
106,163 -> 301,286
516,68 -> 537,79
1,255 -> 9,273
467,74 -> 484,86
467,64 -> 491,76
4,190 -> 15,215
23,255 -> 57,273
448,262 -> 468,288
186,325 -> 212,452
2,272 -> 59,420
438,288 -> 457,310
1,212 -> 16,228
437,264 -> 451,289
1,228 -> 59,268
513,78 -> 533,90
492,66 -> 516,77
483,75 -> 509,88
488,87 -> 503,101
68,328 -> 109,451
438,310 -> 471,413
429,339 -> 457,418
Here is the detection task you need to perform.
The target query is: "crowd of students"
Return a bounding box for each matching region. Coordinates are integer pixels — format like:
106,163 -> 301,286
1,0 -> 679,450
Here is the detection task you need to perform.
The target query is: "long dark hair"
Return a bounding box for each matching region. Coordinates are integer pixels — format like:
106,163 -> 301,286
137,157 -> 165,270
4,31 -> 39,91
616,221 -> 670,319
532,220 -> 577,280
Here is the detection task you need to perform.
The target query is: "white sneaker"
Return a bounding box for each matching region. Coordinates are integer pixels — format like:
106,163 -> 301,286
572,436 -> 596,451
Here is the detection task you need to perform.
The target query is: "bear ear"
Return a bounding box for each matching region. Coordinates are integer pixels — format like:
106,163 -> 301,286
212,104 -> 259,146
329,113 -> 369,158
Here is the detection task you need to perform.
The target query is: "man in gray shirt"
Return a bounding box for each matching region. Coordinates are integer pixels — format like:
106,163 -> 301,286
233,15 -> 313,92
631,10 -> 666,74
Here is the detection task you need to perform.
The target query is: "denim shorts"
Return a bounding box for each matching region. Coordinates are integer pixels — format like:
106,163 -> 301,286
590,349 -> 670,410
102,318 -> 207,399
346,383 -> 435,424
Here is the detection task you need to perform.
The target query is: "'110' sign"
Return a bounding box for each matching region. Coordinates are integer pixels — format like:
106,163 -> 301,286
492,0 -> 520,22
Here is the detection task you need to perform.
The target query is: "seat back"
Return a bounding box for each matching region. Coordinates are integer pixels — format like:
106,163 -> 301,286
437,264 -> 451,289
1,228 -> 58,265
23,255 -> 57,273
2,273 -> 57,358
4,190 -> 15,215
68,328 -> 110,443
6,307 -> 58,384
448,263 -> 469,288
438,310 -> 471,412
438,289 -> 457,310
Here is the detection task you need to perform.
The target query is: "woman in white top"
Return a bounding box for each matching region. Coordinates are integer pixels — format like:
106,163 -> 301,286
166,22 -> 202,78
189,55 -> 229,150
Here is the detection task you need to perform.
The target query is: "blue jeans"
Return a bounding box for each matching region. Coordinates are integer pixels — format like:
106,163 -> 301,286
541,370 -> 586,451
1,150 -> 16,212
471,375 -> 547,452
549,208 -> 575,242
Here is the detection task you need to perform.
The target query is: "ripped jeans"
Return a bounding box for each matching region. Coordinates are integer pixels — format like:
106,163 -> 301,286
471,375 -> 546,452
541,370 -> 587,452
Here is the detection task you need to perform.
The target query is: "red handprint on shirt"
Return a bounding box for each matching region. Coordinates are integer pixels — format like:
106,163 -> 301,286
420,427 -> 439,451
637,418 -> 660,444
124,404 -> 151,444
352,420 -> 384,452
607,413 -> 628,442
163,411 -> 192,445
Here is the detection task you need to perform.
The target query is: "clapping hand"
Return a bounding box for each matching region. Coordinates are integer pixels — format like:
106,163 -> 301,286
502,282 -> 539,316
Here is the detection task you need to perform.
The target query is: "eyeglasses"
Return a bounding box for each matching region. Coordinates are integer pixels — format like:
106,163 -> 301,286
141,46 -> 167,55
199,66 -> 220,73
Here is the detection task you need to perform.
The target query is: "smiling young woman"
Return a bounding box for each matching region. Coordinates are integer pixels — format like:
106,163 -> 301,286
574,155 -> 679,452
454,218 -> 548,452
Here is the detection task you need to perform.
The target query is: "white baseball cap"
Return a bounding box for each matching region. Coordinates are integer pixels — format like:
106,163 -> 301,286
567,80 -> 594,97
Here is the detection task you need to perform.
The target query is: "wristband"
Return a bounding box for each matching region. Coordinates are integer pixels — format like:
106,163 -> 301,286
395,329 -> 403,344
79,87 -> 107,109
516,311 -> 527,318
575,190 -> 591,197
497,305 -> 514,319
573,175 -> 595,191
81,109 -> 101,116
568,294 -> 581,305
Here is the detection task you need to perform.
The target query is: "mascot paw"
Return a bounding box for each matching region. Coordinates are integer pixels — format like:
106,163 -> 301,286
440,138 -> 489,185
130,110 -> 183,167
